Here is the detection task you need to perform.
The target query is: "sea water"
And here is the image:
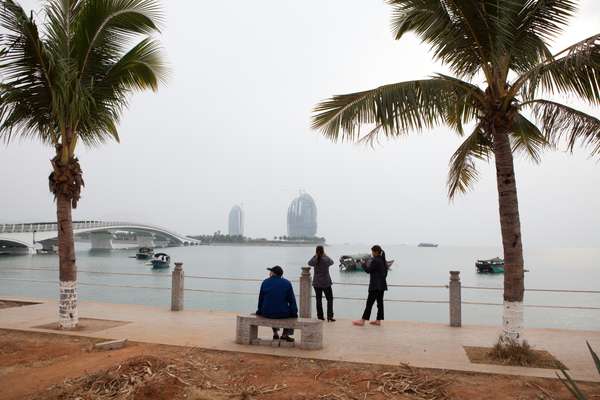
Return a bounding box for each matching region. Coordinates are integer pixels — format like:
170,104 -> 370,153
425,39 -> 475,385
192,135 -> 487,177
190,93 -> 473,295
0,244 -> 598,331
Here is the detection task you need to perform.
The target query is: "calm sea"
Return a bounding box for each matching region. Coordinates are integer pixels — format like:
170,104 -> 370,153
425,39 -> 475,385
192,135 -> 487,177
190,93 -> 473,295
0,244 -> 599,331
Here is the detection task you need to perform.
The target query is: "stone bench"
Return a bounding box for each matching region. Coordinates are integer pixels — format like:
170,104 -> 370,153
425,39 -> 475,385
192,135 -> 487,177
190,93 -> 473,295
235,315 -> 323,350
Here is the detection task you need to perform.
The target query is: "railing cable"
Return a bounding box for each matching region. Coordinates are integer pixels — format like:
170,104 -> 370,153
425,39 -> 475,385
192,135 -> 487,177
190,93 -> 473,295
1,277 -> 599,311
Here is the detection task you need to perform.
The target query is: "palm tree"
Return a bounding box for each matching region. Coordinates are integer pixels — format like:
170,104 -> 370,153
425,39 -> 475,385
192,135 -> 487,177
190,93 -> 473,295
312,0 -> 600,342
0,0 -> 165,328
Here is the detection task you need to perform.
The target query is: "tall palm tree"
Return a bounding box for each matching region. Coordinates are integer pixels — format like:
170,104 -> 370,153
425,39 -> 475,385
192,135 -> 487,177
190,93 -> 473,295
0,0 -> 165,328
312,0 -> 600,342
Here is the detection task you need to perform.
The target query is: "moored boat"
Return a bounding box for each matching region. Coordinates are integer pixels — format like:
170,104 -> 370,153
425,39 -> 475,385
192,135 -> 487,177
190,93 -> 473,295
151,253 -> 170,269
136,247 -> 154,260
339,254 -> 394,272
476,257 -> 504,273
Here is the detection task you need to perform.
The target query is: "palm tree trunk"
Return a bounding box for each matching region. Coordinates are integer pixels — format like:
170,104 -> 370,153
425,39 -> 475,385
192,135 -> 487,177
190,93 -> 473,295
51,144 -> 83,330
493,130 -> 525,342
57,192 -> 78,329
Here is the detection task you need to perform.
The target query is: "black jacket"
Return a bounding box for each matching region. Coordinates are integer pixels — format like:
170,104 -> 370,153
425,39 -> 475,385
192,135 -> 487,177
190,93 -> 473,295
307,255 -> 334,288
362,255 -> 388,291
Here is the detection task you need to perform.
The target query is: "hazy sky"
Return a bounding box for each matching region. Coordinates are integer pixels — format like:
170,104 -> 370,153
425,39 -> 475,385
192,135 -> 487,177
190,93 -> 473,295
1,0 -> 599,247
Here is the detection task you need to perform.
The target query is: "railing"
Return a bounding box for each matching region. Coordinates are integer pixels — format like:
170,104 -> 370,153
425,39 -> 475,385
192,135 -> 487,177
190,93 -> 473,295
1,266 -> 599,326
0,221 -> 110,233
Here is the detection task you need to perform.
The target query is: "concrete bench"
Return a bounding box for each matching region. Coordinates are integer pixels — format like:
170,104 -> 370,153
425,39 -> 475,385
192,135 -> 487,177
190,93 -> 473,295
235,315 -> 323,350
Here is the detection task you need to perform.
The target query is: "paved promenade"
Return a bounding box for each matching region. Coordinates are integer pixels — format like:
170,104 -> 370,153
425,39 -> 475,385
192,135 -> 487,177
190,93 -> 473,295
1,297 -> 599,382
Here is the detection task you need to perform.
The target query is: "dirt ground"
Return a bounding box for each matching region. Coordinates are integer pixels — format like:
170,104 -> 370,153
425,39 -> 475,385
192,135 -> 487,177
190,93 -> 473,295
1,329 -> 599,400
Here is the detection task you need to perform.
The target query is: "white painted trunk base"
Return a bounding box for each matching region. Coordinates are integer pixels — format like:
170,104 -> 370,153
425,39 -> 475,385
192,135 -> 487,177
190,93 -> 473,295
501,300 -> 523,342
59,280 -> 78,329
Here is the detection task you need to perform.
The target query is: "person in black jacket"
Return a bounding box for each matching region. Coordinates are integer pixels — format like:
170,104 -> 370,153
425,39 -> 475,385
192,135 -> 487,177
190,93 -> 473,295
307,245 -> 335,322
353,245 -> 388,326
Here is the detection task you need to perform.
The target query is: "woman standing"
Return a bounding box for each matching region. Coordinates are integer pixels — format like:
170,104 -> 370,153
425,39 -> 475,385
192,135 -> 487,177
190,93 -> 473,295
353,245 -> 388,326
307,245 -> 335,322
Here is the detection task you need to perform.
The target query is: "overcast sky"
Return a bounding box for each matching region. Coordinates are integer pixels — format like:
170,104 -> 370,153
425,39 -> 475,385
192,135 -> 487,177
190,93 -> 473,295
1,0 -> 599,247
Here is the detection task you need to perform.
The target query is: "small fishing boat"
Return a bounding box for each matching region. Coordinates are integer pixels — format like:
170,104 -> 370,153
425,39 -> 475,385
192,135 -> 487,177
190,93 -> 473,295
418,243 -> 438,248
476,257 -> 504,273
136,247 -> 154,260
151,253 -> 170,269
339,254 -> 394,272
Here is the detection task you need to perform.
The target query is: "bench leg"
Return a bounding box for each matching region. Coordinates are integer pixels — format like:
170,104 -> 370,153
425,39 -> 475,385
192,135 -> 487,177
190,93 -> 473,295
249,324 -> 258,343
236,316 -> 252,345
300,326 -> 323,350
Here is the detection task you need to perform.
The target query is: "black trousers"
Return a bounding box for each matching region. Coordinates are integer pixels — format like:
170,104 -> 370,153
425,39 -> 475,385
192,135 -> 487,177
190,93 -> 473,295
272,328 -> 293,336
314,286 -> 334,320
361,290 -> 384,321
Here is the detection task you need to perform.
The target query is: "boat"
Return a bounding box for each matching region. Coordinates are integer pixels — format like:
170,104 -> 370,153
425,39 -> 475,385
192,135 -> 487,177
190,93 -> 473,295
136,247 -> 154,260
151,253 -> 171,269
339,254 -> 394,272
476,257 -> 504,273
418,243 -> 438,248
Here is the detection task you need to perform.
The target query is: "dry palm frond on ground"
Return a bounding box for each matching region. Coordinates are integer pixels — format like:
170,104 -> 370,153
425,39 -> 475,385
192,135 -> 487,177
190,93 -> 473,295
38,353 -> 448,400
317,364 -> 448,400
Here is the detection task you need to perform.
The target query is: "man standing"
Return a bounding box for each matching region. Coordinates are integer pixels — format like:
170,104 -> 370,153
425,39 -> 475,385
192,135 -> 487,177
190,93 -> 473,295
256,266 -> 298,342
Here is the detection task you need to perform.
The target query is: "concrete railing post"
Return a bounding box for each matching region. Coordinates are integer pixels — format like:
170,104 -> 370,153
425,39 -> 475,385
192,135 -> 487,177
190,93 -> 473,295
299,267 -> 312,318
449,270 -> 461,327
171,262 -> 184,311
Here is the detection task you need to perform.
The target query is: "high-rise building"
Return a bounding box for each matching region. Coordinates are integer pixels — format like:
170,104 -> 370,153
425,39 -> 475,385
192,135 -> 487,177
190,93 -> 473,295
287,192 -> 317,238
228,205 -> 244,236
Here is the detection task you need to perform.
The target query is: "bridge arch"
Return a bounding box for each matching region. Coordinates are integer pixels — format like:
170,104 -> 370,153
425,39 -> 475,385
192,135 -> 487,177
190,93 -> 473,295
70,225 -> 196,246
0,238 -> 33,255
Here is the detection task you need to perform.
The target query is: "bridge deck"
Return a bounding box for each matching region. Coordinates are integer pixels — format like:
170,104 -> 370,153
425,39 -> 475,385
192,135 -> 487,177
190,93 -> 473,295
1,297 -> 599,382
0,221 -> 199,248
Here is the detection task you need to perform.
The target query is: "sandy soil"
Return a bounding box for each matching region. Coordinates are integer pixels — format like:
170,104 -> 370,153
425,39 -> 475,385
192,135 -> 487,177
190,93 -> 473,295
0,329 -> 599,400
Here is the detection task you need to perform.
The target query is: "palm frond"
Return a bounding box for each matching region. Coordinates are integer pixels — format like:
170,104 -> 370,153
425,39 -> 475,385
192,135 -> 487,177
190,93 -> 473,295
387,0 -> 492,79
517,0 -> 577,41
447,125 -> 492,199
73,0 -> 163,77
435,74 -> 485,135
587,341 -> 600,374
508,30 -> 554,74
524,99 -> 600,156
1,0 -> 166,151
0,0 -> 57,144
105,37 -> 166,91
515,33 -> 600,104
510,113 -> 547,163
312,76 -> 483,143
76,37 -> 165,146
557,370 -> 588,400
494,0 -> 577,74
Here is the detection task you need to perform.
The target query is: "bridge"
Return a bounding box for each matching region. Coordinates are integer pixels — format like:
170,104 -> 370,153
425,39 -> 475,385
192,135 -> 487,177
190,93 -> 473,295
0,221 -> 200,255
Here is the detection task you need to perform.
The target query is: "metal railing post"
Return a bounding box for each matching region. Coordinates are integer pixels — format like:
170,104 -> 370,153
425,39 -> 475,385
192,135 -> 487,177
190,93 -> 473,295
299,267 -> 312,318
449,271 -> 461,327
171,262 -> 184,311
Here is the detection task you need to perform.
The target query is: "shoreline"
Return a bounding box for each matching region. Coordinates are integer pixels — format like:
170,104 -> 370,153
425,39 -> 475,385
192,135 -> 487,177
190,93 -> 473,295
204,241 -> 324,247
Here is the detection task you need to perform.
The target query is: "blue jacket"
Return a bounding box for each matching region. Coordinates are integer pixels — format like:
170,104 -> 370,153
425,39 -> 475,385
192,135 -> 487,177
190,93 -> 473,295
256,276 -> 298,319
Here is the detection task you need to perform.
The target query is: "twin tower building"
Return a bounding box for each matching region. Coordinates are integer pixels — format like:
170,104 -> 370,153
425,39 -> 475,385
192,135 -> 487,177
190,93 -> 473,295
228,192 -> 318,238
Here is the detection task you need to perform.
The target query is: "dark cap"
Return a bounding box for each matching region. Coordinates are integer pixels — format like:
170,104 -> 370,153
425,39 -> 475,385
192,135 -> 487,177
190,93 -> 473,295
267,265 -> 283,276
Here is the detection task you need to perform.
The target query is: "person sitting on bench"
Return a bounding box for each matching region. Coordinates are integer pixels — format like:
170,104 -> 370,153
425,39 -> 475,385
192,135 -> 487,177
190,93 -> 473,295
256,265 -> 298,342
